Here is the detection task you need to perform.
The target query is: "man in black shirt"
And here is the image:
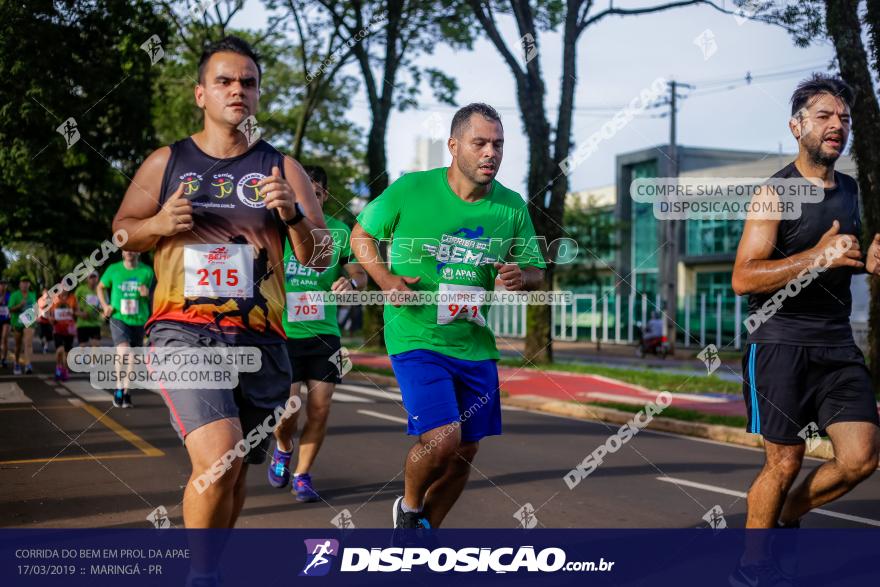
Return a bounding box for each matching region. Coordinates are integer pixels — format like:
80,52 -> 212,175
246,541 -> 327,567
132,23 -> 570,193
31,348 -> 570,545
732,74 -> 879,544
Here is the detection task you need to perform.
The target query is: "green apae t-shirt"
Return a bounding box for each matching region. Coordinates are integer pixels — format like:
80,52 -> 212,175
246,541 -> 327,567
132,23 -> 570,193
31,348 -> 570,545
8,290 -> 37,329
74,283 -> 103,328
99,261 -> 154,326
282,215 -> 353,339
356,167 -> 546,361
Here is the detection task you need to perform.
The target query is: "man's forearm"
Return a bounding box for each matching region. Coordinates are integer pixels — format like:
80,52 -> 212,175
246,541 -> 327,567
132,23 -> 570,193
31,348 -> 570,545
351,233 -> 393,289
289,219 -> 331,270
734,248 -> 821,295
113,216 -> 163,252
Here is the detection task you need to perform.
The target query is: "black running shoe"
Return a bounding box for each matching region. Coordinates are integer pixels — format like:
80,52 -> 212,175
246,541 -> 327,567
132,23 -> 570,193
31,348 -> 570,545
392,496 -> 431,529
121,392 -> 133,408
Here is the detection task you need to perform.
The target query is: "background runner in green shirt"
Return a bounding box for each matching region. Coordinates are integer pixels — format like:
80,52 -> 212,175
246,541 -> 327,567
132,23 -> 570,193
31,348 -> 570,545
8,276 -> 37,374
270,164 -> 367,502
98,255 -> 154,328
282,214 -> 357,339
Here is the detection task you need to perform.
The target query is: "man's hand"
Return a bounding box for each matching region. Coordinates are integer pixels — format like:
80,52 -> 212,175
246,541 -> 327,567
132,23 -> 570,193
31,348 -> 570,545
151,183 -> 193,237
260,166 -> 298,222
380,275 -> 420,307
138,285 -> 149,297
866,233 -> 880,275
331,277 -> 354,293
494,262 -> 524,291
102,305 -> 114,319
812,220 -> 863,270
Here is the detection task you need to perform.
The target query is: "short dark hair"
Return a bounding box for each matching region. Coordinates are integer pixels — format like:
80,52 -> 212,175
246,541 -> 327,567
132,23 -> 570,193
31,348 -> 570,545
302,164 -> 328,190
790,73 -> 853,117
450,103 -> 502,138
198,36 -> 262,85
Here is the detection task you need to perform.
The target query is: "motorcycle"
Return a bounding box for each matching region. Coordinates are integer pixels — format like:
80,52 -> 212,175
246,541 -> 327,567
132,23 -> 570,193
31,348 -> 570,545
634,322 -> 669,359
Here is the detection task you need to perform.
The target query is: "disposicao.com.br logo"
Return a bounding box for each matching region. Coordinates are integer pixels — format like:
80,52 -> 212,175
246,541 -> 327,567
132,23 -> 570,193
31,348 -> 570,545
300,539 -> 614,575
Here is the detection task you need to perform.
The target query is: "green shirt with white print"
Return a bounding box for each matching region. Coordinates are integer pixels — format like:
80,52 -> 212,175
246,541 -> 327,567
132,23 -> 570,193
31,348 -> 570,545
356,167 -> 546,361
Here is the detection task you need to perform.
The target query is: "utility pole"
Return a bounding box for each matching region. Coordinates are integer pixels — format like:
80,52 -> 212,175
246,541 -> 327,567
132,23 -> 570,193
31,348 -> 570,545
661,79 -> 692,353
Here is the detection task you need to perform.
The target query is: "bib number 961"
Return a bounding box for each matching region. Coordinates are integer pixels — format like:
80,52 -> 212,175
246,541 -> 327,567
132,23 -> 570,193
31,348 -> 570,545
437,283 -> 486,327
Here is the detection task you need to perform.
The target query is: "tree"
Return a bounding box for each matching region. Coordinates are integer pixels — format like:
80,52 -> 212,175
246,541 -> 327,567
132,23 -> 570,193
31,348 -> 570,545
823,0 -> 880,383
313,0 -> 466,346
152,2 -> 366,216
0,0 -> 168,268
461,0 -> 772,363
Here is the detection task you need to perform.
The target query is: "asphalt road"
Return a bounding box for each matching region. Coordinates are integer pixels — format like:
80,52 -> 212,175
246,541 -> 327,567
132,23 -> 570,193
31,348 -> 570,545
1,365 -> 878,530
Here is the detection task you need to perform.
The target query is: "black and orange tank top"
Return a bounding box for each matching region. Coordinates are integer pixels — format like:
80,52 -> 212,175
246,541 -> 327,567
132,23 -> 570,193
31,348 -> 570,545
147,137 -> 289,344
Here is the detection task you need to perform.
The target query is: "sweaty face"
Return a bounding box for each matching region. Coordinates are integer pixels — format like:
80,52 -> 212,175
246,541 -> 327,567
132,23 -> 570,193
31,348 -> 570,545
196,52 -> 260,129
452,115 -> 504,186
793,93 -> 850,166
122,251 -> 139,264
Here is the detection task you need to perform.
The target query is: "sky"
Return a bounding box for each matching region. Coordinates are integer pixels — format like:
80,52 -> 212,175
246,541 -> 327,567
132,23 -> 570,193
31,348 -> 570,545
233,1 -> 837,197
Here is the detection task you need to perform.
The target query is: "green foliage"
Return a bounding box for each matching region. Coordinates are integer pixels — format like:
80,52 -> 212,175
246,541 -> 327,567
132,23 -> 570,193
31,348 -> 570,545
151,15 -> 365,220
0,0 -> 169,264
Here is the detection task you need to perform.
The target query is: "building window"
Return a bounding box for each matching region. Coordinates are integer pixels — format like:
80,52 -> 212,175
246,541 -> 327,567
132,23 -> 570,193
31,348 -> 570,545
686,219 -> 743,256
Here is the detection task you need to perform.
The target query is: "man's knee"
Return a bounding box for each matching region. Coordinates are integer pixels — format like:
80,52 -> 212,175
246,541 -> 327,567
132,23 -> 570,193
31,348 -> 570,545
418,425 -> 462,463
455,442 -> 479,464
306,402 -> 331,427
840,449 -> 879,485
763,443 -> 805,481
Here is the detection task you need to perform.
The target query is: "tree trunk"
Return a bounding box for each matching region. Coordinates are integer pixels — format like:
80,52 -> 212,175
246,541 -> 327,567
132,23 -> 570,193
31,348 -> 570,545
360,108 -> 391,349
825,0 -> 880,383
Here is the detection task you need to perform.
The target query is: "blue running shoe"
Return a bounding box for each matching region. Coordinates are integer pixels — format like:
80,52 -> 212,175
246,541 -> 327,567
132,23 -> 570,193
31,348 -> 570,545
293,473 -> 320,502
267,447 -> 291,488
112,390 -> 124,408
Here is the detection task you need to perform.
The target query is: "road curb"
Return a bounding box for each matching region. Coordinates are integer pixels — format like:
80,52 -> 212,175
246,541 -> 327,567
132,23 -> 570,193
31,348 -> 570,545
347,368 -> 837,460
500,394 -> 836,460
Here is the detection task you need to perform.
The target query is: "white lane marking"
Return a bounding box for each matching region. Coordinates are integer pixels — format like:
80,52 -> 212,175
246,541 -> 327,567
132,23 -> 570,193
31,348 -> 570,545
67,398 -> 84,407
657,476 -> 880,527
54,387 -> 70,396
332,391 -> 373,403
61,381 -> 112,403
337,384 -> 402,401
663,392 -> 730,404
0,382 -> 31,403
357,409 -> 408,425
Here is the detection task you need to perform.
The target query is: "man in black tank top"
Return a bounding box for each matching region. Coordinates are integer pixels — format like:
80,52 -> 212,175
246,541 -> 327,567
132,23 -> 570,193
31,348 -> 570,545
109,36 -> 331,541
731,74 -> 879,579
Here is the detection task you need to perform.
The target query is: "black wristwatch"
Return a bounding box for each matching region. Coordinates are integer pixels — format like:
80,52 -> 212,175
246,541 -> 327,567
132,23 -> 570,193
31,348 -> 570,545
284,202 -> 305,227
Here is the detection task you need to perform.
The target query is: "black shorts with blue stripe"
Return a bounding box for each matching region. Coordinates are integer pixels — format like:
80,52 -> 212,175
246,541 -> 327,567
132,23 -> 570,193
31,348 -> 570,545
741,343 -> 879,445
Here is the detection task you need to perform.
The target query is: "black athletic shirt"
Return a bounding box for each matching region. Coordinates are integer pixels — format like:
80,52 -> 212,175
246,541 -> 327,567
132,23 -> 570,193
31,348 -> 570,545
746,162 -> 861,347
147,138 -> 289,345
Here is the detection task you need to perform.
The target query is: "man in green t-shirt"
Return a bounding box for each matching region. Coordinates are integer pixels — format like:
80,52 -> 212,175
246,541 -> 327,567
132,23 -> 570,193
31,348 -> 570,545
75,272 -> 103,347
352,103 -> 546,529
268,165 -> 367,502
98,252 -> 154,407
8,276 -> 37,375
